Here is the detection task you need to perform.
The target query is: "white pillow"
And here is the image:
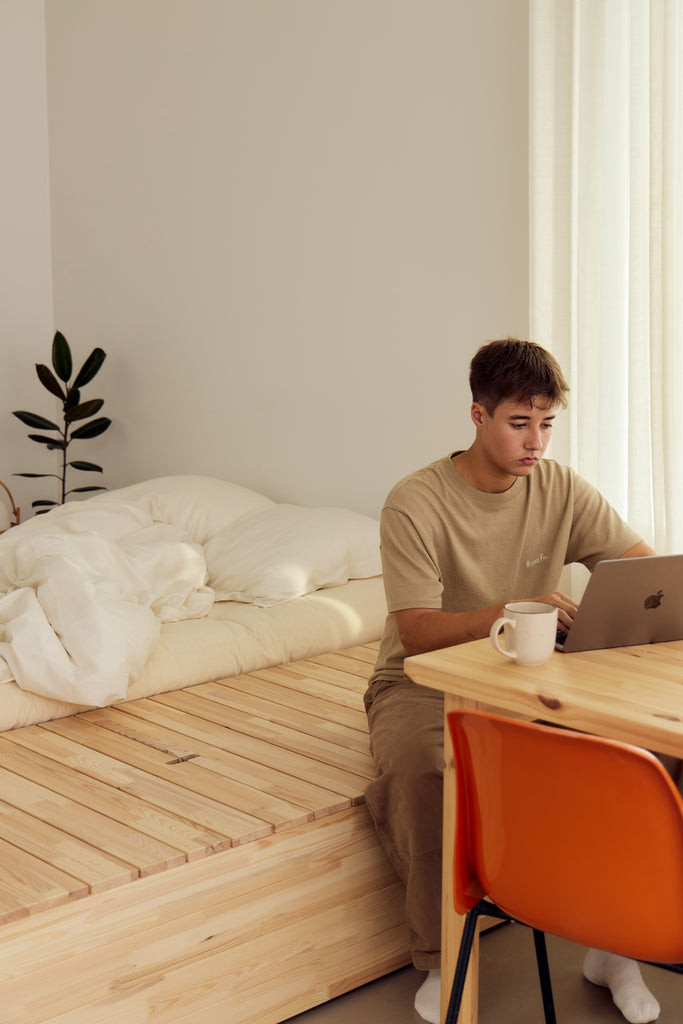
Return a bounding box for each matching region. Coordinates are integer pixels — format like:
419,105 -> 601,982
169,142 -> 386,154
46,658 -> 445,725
203,503 -> 382,606
96,476 -> 273,545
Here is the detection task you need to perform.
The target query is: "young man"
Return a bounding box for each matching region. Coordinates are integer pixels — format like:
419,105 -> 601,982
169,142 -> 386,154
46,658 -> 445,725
364,338 -> 661,1024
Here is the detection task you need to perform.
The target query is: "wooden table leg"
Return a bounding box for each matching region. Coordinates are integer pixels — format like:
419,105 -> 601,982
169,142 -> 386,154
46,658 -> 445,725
441,693 -> 478,1024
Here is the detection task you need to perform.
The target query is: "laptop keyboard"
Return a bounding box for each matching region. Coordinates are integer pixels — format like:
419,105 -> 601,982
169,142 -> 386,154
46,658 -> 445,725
556,627 -> 568,649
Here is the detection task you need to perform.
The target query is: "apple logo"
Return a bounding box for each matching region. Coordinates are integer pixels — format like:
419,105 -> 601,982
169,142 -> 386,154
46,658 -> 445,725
644,589 -> 664,610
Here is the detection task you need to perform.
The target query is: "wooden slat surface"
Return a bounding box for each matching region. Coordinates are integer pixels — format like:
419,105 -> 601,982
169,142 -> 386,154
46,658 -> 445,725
0,644 -> 379,927
0,803 -> 410,1024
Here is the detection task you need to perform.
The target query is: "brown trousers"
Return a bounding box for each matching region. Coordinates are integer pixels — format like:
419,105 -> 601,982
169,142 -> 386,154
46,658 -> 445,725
364,675 -> 683,973
364,676 -> 444,971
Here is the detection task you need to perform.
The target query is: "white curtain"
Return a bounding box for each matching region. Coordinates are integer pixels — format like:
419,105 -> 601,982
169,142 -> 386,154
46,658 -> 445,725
529,0 -> 683,554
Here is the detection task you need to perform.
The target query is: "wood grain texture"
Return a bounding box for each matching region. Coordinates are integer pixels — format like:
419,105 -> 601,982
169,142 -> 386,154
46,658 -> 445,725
406,638 -> 683,757
0,643 -> 411,1023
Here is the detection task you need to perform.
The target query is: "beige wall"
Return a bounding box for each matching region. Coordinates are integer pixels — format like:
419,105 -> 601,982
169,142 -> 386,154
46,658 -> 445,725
0,2 -> 54,524
3,0 -> 529,518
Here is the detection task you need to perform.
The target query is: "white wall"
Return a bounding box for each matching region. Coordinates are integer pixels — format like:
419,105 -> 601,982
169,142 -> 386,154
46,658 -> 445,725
0,1 -> 54,524
3,0 -> 529,519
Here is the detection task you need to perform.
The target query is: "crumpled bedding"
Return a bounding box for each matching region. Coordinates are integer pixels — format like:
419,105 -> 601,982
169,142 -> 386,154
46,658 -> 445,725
0,480 -> 387,730
0,575 -> 386,733
0,499 -> 214,707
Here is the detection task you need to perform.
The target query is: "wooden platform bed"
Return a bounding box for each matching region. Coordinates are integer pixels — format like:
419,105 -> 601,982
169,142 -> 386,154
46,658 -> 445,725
0,478 -> 414,1021
0,641 -> 410,1024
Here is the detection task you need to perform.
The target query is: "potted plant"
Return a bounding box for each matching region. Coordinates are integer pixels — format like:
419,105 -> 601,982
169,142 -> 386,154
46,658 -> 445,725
13,330 -> 111,514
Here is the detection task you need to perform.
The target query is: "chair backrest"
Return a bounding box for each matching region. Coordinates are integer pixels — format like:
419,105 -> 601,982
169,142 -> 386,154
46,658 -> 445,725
448,710 -> 683,963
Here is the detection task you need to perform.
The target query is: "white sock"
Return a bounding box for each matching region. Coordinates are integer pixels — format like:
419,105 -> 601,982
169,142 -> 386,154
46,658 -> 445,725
414,969 -> 441,1024
583,949 -> 660,1023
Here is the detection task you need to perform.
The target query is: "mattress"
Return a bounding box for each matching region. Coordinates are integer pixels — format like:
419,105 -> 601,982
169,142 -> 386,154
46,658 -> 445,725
0,475 -> 387,732
0,575 -> 385,733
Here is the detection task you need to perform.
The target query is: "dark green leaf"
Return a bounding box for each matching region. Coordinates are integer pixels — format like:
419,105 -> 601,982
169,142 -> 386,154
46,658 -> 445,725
52,331 -> 73,382
12,473 -> 60,479
36,363 -> 66,400
64,387 -> 81,410
73,348 -> 106,388
70,417 -> 112,440
65,399 -> 104,424
67,486 -> 107,494
32,499 -> 58,508
12,410 -> 60,431
68,461 -> 103,473
28,433 -> 65,447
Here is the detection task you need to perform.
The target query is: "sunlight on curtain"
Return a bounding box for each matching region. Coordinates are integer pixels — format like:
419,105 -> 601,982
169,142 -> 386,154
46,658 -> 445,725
529,0 -> 683,553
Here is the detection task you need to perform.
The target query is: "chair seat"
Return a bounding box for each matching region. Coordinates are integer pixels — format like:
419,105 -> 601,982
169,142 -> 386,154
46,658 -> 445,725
445,710 -> 683,1022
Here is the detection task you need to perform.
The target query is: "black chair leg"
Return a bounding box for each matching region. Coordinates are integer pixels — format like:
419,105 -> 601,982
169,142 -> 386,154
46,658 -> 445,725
445,908 -> 480,1024
532,929 -> 557,1024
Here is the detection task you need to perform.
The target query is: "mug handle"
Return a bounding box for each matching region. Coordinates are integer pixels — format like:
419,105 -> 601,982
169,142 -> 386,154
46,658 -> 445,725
490,616 -> 516,660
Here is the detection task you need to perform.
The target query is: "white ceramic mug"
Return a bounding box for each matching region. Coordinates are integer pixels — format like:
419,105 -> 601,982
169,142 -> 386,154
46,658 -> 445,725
489,601 -> 558,666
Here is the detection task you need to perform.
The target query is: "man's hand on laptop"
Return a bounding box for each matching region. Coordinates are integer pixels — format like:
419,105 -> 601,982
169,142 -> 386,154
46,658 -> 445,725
533,592 -> 578,633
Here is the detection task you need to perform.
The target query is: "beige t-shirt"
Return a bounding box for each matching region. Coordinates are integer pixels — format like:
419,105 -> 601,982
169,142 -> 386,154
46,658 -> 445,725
370,453 -> 641,687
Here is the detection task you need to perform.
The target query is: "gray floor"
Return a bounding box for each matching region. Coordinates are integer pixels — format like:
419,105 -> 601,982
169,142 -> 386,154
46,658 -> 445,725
285,925 -> 682,1023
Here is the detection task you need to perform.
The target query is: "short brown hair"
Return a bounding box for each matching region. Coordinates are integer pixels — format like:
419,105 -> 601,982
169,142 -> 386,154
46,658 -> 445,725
469,337 -> 569,414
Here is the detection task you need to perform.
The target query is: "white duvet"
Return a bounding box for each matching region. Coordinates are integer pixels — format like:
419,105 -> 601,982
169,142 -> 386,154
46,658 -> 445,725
0,500 -> 214,707
0,476 -> 386,728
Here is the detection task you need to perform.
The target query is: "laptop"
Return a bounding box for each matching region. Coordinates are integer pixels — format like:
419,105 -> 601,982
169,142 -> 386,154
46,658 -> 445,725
556,554 -> 683,653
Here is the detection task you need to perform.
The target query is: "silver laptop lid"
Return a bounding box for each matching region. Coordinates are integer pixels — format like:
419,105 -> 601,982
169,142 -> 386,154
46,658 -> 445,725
561,554 -> 683,653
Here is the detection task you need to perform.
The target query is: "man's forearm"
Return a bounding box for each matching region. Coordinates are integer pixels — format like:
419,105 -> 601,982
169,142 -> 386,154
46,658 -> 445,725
394,605 -> 505,656
395,589 -> 578,656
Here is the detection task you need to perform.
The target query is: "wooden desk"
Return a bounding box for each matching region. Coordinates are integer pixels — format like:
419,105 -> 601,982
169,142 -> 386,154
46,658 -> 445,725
404,638 -> 683,1024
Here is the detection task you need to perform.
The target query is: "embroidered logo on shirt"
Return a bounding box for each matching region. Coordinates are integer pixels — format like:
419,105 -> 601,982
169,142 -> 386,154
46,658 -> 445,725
526,553 -> 550,569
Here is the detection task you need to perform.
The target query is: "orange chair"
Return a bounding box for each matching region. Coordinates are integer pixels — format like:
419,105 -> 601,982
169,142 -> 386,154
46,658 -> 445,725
445,710 -> 683,1023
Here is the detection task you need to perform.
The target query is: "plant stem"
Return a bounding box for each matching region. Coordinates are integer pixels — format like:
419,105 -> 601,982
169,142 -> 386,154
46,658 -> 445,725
61,424 -> 68,504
